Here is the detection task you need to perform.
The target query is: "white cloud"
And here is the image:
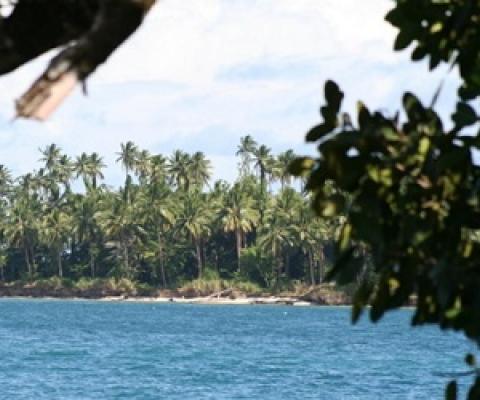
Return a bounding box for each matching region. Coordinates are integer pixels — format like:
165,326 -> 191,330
0,0 -> 459,184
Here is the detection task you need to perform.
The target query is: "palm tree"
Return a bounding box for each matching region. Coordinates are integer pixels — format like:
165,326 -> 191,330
88,152 -> 106,190
141,184 -> 175,287
72,191 -> 103,278
75,152 -> 105,190
0,165 -> 12,195
39,144 -> 61,172
56,154 -> 74,193
168,150 -> 191,191
176,190 -> 214,278
3,194 -> 38,277
0,139 -> 347,289
135,149 -> 152,184
258,195 -> 297,285
253,145 -> 273,191
236,135 -> 257,176
98,191 -> 145,278
277,149 -> 296,189
41,207 -> 73,278
221,183 -> 259,272
116,141 -> 138,182
75,152 -> 90,189
150,154 -> 168,186
189,151 -> 211,190
292,199 -> 333,284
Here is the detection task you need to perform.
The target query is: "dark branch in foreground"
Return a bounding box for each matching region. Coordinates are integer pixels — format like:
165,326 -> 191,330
0,0 -> 156,119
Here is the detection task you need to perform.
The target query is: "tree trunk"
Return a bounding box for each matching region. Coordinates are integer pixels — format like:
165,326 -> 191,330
195,239 -> 203,279
0,265 -> 4,281
308,250 -> 315,286
317,245 -> 325,283
123,242 -> 129,278
201,239 -> 207,271
90,251 -> 95,278
158,233 -> 167,288
29,243 -> 37,275
159,253 -> 167,289
23,240 -> 32,278
235,229 -> 242,272
70,236 -> 76,263
285,252 -> 290,279
57,248 -> 63,278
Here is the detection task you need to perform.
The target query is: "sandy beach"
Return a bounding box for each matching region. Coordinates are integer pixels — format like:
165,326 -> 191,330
98,295 -> 315,306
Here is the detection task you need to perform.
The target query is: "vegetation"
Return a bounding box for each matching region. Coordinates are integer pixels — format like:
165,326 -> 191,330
0,138 -> 339,296
292,1 -> 480,399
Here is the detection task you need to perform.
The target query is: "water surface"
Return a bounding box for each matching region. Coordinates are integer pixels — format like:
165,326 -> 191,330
0,300 -> 473,399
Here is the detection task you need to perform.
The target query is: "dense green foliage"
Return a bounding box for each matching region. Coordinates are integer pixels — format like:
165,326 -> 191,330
292,1 -> 480,398
0,139 -> 337,292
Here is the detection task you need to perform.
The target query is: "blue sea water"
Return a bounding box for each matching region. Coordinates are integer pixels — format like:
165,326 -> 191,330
0,300 -> 474,399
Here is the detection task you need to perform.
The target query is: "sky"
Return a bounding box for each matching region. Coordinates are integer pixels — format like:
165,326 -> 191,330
0,0 -> 460,187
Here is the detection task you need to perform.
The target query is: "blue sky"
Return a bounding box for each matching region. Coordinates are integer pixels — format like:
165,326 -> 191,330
0,0 -> 459,187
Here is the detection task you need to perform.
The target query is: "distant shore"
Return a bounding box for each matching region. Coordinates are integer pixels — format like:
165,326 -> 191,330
0,294 -> 341,307
97,295 -> 316,306
0,280 -> 352,306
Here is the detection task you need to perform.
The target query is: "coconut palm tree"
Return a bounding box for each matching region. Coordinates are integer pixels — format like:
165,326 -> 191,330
116,141 -> 138,182
221,183 -> 259,272
39,144 -> 61,172
0,165 -> 12,196
56,154 -> 74,193
3,194 -> 39,277
277,149 -> 296,189
150,154 -> 168,187
258,199 -> 296,285
87,152 -> 106,190
141,183 -> 175,287
40,207 -> 73,278
75,152 -> 106,190
236,135 -> 257,176
253,145 -> 273,191
72,190 -> 104,278
135,149 -> 152,185
98,191 -> 145,278
175,190 -> 214,278
168,150 -> 191,191
75,152 -> 91,189
189,151 -> 211,190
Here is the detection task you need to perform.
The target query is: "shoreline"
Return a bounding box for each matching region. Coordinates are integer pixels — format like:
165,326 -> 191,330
0,281 -> 352,306
0,294 -> 326,307
100,295 -> 317,306
0,294 -> 416,309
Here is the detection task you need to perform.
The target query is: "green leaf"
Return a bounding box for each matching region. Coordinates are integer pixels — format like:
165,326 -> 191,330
403,92 -> 427,121
384,7 -> 404,27
306,123 -> 335,142
320,106 -> 337,125
325,246 -> 355,282
468,377 -> 480,400
324,80 -> 344,112
411,45 -> 428,61
394,29 -> 415,51
465,353 -> 476,367
288,157 -> 314,176
459,83 -> 480,101
446,380 -> 457,400
452,102 -> 478,128
318,194 -> 346,217
326,246 -> 364,286
352,280 -> 374,324
357,102 -> 372,129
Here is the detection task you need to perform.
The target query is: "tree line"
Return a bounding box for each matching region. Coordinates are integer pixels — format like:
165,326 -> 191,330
0,136 -> 339,289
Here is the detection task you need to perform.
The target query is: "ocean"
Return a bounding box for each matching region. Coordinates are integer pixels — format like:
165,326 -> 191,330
0,299 -> 473,399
